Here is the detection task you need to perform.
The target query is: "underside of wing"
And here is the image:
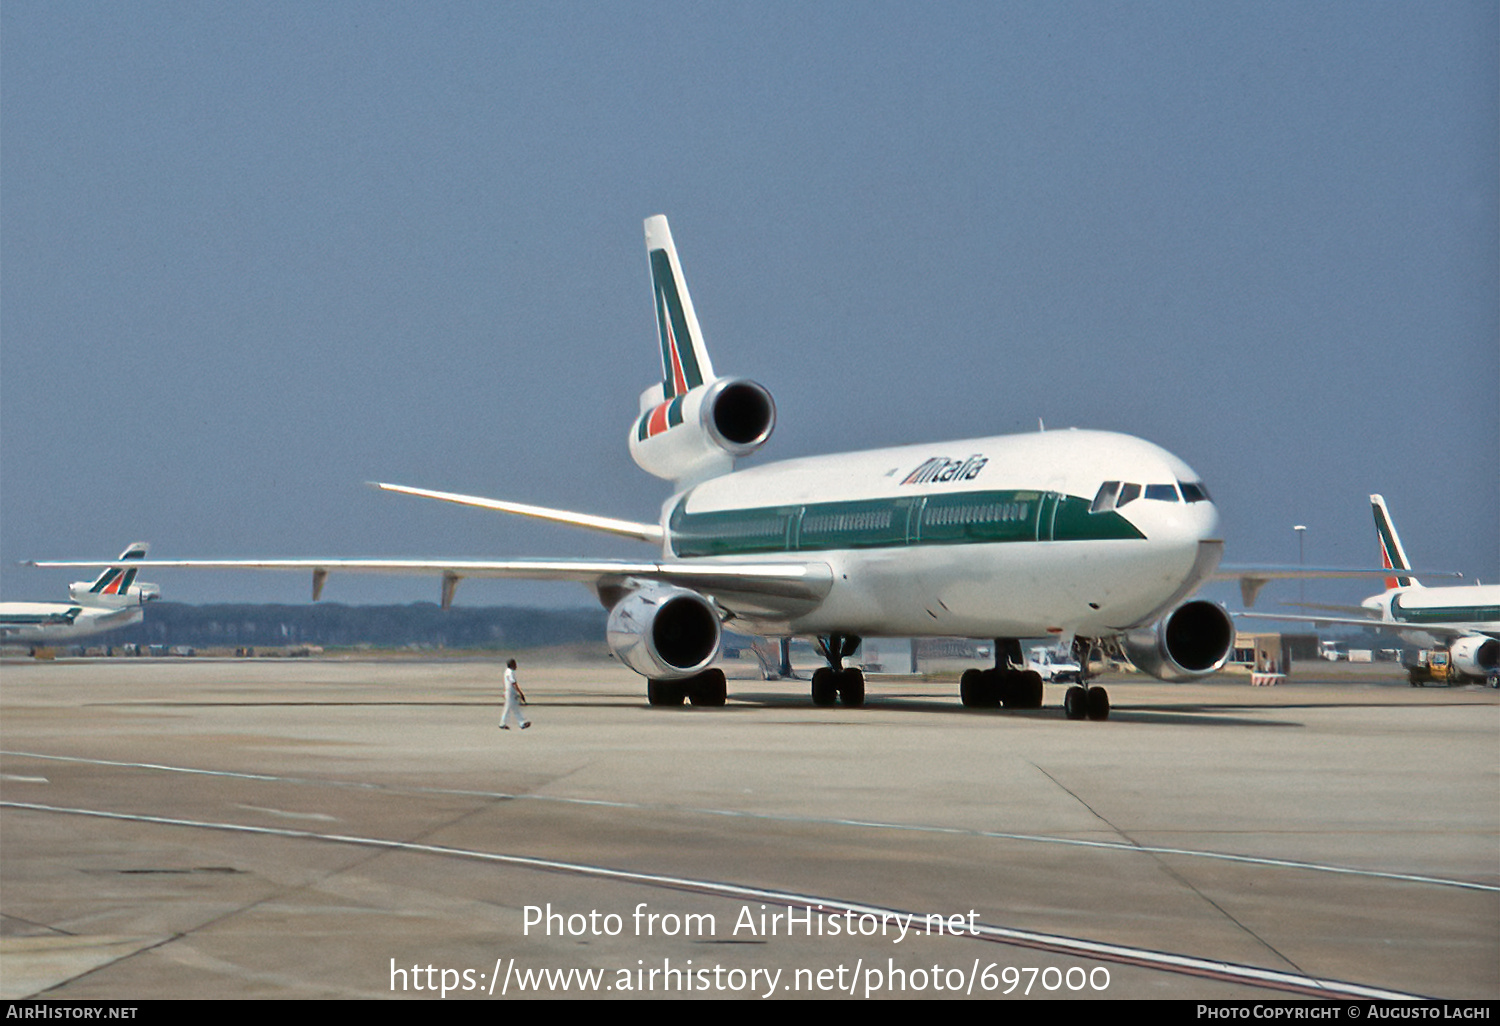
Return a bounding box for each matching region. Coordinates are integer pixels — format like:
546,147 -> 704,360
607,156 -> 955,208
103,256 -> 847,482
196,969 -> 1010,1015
1216,565 -> 1461,607
1233,610 -> 1473,638
27,556 -> 833,618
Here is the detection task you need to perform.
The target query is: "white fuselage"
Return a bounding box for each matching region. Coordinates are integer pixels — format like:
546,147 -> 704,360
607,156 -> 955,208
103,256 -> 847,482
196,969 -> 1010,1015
1360,583 -> 1500,641
661,428 -> 1221,639
0,601 -> 144,644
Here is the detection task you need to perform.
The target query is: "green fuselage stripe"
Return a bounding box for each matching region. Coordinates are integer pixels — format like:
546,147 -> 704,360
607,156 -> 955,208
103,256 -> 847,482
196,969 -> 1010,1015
668,490 -> 1144,558
1391,595 -> 1500,626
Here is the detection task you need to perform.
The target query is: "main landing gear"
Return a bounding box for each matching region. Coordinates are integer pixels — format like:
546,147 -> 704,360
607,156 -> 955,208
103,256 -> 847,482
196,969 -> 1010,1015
647,668 -> 727,707
1062,638 -> 1110,721
959,639 -> 1044,709
811,633 -> 865,707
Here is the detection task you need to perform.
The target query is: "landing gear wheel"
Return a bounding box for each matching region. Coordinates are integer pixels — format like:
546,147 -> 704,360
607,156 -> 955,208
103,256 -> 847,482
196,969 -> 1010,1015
687,668 -> 727,707
960,669 -> 985,707
1086,686 -> 1111,721
1016,670 -> 1044,709
998,670 -> 1026,709
837,668 -> 865,707
647,679 -> 685,707
811,667 -> 837,706
1063,685 -> 1087,720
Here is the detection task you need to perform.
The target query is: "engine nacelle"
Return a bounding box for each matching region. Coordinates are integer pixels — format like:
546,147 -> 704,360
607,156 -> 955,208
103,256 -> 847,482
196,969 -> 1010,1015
69,580 -> 160,606
605,582 -> 721,679
629,377 -> 776,484
1122,600 -> 1235,682
1450,636 -> 1500,678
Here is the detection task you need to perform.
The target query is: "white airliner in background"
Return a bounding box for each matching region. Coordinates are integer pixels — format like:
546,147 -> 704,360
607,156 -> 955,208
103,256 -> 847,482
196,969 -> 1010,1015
3,542 -> 158,647
1242,495 -> 1499,681
31,217 -> 1411,717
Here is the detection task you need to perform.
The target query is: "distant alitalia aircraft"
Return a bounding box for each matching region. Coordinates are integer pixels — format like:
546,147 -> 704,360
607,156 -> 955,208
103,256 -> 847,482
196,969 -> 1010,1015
32,219 -> 1422,716
1240,495 -> 1498,681
3,542 -> 158,646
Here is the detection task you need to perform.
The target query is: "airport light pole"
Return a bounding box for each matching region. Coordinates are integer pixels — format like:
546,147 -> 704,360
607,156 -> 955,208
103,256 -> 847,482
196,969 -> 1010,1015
1294,525 -> 1307,604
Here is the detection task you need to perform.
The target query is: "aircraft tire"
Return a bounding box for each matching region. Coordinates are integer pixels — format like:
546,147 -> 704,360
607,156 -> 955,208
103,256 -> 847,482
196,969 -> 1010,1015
687,668 -> 727,707
960,669 -> 985,707
999,670 -> 1025,708
837,668 -> 865,707
647,679 -> 685,707
1019,670 -> 1044,709
1086,686 -> 1110,721
811,667 -> 838,706
1063,686 -> 1087,720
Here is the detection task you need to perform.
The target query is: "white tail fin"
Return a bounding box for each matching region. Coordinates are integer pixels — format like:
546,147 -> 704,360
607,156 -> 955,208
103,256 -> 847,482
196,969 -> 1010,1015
1370,495 -> 1418,590
630,217 -> 775,486
645,215 -> 716,399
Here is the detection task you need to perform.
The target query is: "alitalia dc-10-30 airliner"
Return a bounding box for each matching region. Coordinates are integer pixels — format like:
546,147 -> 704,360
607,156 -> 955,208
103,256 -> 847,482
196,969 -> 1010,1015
34,217 -> 1407,718
3,543 -> 158,647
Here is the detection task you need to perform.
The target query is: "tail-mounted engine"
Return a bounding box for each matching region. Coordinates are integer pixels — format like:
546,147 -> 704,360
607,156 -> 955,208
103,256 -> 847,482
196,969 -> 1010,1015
69,578 -> 160,607
605,581 -> 722,679
629,377 -> 776,484
1122,599 -> 1235,682
1450,636 -> 1500,678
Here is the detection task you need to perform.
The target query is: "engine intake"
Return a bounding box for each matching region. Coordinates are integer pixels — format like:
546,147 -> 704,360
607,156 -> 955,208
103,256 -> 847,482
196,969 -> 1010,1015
630,377 -> 776,483
605,582 -> 721,679
1122,600 -> 1235,682
1450,636 -> 1500,678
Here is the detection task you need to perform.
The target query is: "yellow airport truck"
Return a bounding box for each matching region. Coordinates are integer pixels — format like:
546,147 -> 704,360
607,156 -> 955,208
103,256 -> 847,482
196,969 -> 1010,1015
1407,649 -> 1450,686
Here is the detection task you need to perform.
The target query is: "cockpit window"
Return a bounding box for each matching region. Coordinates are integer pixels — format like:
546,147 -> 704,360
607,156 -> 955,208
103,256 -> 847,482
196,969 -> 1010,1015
1090,481 -> 1121,513
1094,480 -> 1190,510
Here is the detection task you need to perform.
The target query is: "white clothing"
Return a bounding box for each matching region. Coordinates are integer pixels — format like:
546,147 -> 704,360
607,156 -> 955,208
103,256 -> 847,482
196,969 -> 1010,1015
500,666 -> 529,729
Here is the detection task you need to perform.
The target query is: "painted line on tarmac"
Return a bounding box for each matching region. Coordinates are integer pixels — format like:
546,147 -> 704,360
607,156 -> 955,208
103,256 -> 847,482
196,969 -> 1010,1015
4,749 -> 1495,894
0,799 -> 1426,1001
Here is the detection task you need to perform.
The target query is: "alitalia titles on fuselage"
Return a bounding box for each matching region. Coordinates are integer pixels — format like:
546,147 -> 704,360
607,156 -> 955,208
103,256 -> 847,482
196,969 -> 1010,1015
901,454 -> 988,486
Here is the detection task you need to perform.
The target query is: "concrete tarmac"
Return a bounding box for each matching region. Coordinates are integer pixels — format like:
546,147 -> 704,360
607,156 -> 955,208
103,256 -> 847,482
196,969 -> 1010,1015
1,655 -> 1495,1001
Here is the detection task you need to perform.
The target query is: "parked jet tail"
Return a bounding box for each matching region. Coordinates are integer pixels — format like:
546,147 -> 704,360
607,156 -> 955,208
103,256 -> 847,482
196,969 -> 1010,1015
1371,495 -> 1418,591
69,542 -> 159,607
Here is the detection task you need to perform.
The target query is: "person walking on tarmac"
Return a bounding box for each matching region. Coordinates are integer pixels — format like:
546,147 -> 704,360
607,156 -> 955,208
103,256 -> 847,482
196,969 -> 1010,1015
498,658 -> 531,730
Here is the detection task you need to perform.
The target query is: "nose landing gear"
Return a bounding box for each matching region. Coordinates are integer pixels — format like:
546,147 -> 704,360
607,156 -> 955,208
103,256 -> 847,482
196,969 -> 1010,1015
1063,638 -> 1110,720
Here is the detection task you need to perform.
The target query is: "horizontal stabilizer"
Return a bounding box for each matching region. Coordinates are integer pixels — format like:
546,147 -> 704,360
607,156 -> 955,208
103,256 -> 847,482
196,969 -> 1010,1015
372,482 -> 664,544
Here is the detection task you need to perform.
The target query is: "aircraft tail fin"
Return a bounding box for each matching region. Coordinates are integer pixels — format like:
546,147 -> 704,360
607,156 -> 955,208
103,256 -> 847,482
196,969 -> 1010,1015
645,214 -> 716,399
72,542 -> 158,605
1371,495 -> 1418,590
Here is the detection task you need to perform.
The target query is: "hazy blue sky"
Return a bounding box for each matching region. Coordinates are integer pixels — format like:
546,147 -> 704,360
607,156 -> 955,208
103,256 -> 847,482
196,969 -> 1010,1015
3,2 -> 1495,612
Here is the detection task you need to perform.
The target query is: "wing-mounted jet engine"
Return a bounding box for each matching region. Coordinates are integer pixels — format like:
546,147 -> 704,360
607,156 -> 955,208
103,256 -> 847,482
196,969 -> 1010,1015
1121,599 -> 1236,683
1449,635 -> 1500,678
604,580 -> 728,707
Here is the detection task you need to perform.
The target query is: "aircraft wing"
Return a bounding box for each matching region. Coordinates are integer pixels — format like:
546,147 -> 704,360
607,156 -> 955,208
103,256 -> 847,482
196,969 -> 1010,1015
1214,565 -> 1461,608
26,556 -> 833,619
1234,610 -> 1497,641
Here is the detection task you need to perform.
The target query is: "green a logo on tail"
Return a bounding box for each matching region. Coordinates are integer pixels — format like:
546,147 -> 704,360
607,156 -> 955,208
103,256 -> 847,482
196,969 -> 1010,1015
1371,495 -> 1417,591
646,215 -> 715,400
